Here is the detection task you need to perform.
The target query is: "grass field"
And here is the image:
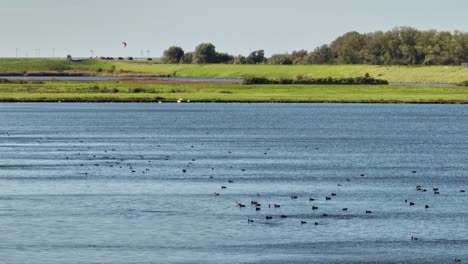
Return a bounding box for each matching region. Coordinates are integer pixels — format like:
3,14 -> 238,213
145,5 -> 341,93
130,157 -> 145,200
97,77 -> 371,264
1,80 -> 468,103
1,59 -> 468,83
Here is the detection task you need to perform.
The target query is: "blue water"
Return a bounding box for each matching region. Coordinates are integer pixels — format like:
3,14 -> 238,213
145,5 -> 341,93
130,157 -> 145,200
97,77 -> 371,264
0,103 -> 467,264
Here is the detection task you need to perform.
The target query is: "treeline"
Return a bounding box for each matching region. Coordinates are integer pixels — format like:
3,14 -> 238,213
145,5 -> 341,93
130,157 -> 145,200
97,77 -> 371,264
162,27 -> 468,65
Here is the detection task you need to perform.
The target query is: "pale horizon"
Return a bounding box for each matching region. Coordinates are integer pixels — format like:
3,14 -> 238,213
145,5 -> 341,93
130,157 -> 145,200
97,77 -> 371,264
1,0 -> 467,58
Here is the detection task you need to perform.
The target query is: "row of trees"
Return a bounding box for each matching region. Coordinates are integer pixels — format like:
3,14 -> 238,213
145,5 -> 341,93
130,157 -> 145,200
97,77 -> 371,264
163,44 -> 268,64
162,27 -> 468,65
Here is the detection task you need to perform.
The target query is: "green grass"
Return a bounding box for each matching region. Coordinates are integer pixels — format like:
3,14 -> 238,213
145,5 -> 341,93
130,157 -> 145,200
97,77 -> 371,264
1,80 -> 468,103
1,59 -> 468,83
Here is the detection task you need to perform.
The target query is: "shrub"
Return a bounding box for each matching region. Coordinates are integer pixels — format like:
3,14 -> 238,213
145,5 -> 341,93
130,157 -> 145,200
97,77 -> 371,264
242,76 -> 273,85
131,87 -> 145,93
243,75 -> 388,85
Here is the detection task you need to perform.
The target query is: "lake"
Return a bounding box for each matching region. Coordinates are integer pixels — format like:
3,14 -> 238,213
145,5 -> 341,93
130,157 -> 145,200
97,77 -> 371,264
0,103 -> 467,264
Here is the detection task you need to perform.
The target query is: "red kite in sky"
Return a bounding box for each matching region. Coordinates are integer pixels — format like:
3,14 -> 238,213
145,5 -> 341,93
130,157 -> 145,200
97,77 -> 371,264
122,42 -> 127,48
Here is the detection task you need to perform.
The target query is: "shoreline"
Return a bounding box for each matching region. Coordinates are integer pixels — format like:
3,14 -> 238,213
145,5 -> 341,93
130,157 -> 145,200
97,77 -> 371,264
1,99 -> 467,104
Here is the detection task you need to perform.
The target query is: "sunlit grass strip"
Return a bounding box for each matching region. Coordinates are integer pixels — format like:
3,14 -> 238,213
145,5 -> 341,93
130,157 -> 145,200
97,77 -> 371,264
0,81 -> 467,103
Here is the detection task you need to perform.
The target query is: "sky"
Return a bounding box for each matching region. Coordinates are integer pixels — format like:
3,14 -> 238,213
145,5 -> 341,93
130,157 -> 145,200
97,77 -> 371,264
0,0 -> 467,58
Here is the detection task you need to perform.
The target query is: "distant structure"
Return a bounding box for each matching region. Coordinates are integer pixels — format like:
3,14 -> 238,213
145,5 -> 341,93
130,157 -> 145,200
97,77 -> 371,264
462,62 -> 468,68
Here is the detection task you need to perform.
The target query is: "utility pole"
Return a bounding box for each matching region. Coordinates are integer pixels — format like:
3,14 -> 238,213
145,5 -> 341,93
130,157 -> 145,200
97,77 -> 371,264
147,50 -> 150,58
52,48 -> 55,58
15,48 -> 18,58
90,49 -> 94,58
140,50 -> 144,58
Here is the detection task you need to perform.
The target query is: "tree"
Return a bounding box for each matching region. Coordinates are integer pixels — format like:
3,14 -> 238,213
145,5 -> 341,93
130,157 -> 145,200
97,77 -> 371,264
192,43 -> 217,64
233,55 -> 247,64
330,31 -> 366,64
291,50 -> 308,64
162,46 -> 185,64
247,50 -> 266,64
267,54 -> 293,65
214,52 -> 234,63
180,52 -> 193,64
305,45 -> 333,64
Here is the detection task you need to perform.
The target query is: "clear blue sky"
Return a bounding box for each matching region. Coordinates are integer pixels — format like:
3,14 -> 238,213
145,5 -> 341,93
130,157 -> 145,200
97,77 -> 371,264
1,0 -> 467,58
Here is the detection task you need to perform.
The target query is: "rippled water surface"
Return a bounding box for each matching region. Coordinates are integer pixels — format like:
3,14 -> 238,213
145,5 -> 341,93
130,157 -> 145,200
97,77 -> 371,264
0,103 -> 467,264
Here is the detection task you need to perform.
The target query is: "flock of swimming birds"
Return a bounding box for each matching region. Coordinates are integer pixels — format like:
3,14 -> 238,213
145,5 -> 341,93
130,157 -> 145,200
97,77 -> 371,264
52,140 -> 466,264
4,129 -> 466,263
210,170 -> 465,225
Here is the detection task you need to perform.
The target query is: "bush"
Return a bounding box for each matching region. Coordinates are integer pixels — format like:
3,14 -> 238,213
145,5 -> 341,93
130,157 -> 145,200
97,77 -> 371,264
243,75 -> 388,85
242,76 -> 273,85
456,80 -> 468,86
131,87 -> 145,93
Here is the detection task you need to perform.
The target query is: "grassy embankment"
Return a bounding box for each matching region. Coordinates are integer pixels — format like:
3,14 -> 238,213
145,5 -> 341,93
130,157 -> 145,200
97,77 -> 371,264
1,58 -> 468,83
1,80 -> 468,103
1,59 -> 468,103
